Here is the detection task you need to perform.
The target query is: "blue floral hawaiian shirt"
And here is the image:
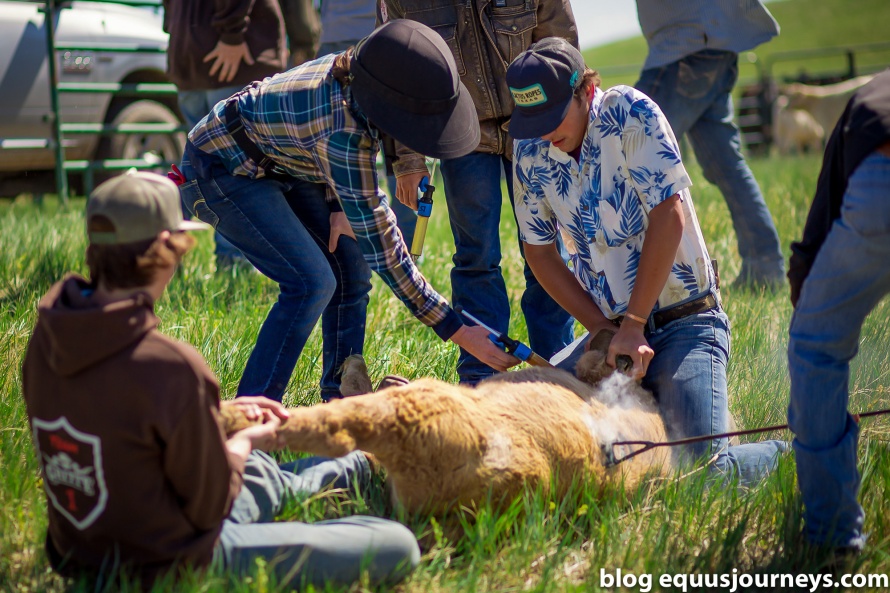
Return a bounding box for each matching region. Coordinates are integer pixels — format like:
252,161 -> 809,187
513,85 -> 716,320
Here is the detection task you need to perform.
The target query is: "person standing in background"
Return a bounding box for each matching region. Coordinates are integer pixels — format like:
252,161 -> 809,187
379,0 -> 577,384
163,0 -> 287,272
634,0 -> 786,289
317,0 -> 373,57
279,0 -> 322,67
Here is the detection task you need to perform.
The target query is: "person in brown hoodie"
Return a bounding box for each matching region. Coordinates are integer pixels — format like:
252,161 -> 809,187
21,171 -> 419,588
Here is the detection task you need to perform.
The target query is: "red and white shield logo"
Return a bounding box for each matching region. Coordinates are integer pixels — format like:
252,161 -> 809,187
32,417 -> 108,530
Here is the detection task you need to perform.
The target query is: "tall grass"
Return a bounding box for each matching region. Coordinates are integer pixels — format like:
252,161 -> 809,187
2,151 -> 889,592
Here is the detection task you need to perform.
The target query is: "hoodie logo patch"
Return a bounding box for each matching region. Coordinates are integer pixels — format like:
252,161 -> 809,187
32,417 -> 108,530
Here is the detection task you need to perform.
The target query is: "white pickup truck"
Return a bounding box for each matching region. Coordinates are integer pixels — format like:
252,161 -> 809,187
0,1 -> 184,196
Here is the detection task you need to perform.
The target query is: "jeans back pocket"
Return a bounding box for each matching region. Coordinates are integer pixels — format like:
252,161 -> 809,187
180,179 -> 220,229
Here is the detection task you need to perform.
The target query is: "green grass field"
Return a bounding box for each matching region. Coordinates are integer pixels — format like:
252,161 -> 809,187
2,150 -> 890,592
2,1 -> 890,590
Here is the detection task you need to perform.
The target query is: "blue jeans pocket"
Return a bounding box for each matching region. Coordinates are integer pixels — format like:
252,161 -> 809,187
675,51 -> 734,100
193,199 -> 220,228
181,180 -> 220,228
841,151 -> 890,238
677,60 -> 720,100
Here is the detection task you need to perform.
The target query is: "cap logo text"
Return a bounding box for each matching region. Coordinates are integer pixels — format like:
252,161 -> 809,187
510,84 -> 547,107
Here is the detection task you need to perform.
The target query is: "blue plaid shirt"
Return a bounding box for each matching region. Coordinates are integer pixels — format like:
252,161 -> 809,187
189,54 -> 461,339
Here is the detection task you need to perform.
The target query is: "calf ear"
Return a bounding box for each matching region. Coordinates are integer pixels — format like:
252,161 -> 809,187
576,329 -> 615,385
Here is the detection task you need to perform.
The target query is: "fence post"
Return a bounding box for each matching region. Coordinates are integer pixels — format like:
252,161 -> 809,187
43,0 -> 69,204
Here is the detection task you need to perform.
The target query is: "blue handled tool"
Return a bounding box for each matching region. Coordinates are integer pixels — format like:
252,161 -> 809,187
409,159 -> 438,262
457,308 -> 554,368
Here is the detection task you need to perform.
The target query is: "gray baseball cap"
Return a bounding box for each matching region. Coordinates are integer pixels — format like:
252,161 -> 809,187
86,172 -> 210,245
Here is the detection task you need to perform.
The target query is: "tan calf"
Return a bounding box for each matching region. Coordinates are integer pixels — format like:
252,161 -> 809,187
221,348 -> 670,516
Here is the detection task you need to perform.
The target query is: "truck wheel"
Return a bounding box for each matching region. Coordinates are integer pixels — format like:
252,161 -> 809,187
95,99 -> 185,177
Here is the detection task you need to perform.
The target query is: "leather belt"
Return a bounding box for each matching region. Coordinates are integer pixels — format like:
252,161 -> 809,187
614,292 -> 719,332
223,98 -> 280,175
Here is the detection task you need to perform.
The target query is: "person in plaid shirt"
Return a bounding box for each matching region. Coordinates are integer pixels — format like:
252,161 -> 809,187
178,20 -> 518,402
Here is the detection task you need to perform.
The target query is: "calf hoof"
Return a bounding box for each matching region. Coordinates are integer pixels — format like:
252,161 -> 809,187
339,354 -> 373,397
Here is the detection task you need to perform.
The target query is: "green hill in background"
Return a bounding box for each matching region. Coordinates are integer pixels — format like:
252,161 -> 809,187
581,0 -> 890,89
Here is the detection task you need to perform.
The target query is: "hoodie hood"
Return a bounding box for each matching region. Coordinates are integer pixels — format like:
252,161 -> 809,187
33,275 -> 160,377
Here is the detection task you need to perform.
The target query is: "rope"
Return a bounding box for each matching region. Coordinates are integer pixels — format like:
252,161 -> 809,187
603,407 -> 890,468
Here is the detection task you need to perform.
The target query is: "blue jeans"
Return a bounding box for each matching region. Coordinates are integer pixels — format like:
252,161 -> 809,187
556,306 -> 786,485
788,152 -> 890,550
178,88 -> 249,263
179,155 -> 372,401
440,151 -> 574,382
636,50 -> 785,283
216,451 -> 419,588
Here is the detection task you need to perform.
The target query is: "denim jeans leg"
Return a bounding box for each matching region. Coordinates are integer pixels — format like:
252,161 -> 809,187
283,181 -> 372,401
441,153 -> 511,382
644,310 -> 732,462
386,186 -> 418,248
788,152 -> 890,549
636,52 -> 784,281
177,88 -> 250,263
503,160 -> 574,360
228,451 -> 370,525
317,40 -> 358,58
217,451 -> 418,588
177,87 -> 242,131
644,309 -> 785,485
216,516 -> 419,589
179,165 -> 337,401
686,71 -> 784,280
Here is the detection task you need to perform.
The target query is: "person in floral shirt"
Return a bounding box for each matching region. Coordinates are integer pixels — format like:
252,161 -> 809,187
508,38 -> 785,484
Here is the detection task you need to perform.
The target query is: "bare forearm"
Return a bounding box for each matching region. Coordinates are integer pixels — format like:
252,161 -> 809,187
524,242 -> 611,333
603,197 -> 682,377
625,195 -> 684,319
225,434 -> 252,467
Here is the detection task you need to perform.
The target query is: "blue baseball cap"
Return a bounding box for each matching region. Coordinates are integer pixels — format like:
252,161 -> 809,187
507,37 -> 586,140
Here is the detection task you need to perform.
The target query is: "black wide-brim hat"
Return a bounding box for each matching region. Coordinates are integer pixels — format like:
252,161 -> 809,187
351,20 -> 480,160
